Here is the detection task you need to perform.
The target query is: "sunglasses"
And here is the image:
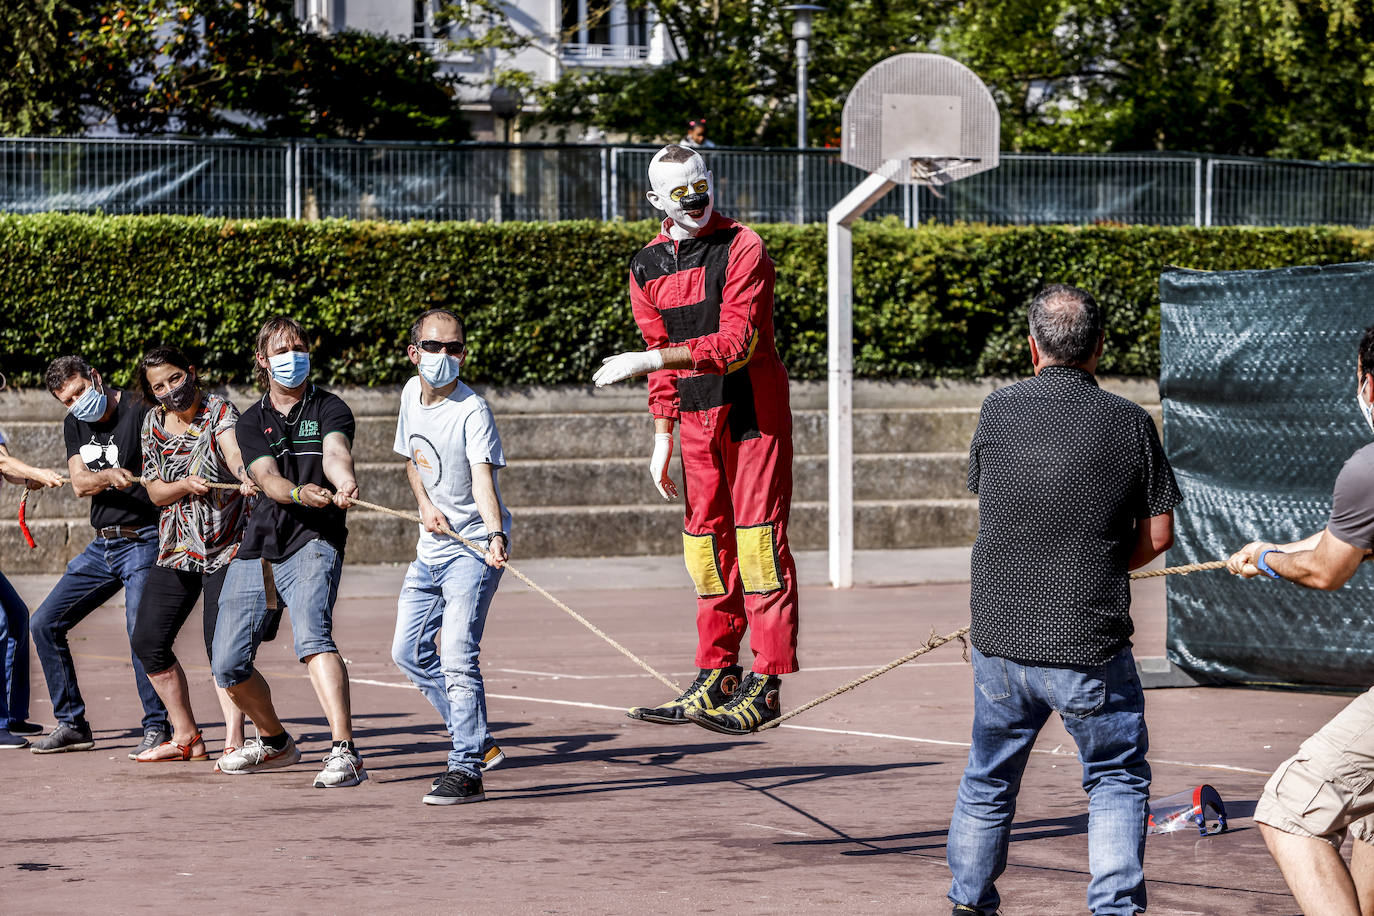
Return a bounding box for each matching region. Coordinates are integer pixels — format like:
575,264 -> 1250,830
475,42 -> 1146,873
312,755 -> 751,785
417,339 -> 466,355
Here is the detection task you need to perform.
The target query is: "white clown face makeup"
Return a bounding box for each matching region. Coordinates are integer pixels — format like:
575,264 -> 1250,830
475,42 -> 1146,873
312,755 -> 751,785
646,146 -> 714,237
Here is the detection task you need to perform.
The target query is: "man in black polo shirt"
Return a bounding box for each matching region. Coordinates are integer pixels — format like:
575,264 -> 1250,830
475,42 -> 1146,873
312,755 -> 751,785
212,316 -> 366,788
945,285 -> 1182,916
29,356 -> 171,756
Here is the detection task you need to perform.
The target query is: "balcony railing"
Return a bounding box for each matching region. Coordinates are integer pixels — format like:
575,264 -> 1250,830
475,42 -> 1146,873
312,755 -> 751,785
560,43 -> 650,64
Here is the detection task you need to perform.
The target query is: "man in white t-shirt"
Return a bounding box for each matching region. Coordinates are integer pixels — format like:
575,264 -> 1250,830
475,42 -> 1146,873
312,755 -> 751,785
390,308 -> 512,806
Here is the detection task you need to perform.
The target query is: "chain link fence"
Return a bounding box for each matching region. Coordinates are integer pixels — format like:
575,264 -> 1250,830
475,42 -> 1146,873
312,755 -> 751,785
4,137 -> 1374,227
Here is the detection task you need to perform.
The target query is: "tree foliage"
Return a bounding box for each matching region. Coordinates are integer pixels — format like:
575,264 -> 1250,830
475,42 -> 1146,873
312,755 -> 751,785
450,0 -> 1374,158
1,0 -> 470,139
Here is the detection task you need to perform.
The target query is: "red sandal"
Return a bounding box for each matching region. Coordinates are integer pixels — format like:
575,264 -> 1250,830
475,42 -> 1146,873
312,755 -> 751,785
135,730 -> 208,762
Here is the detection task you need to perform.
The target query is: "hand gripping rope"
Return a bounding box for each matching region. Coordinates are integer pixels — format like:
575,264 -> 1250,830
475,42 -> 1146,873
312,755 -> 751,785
16,480 -> 1232,728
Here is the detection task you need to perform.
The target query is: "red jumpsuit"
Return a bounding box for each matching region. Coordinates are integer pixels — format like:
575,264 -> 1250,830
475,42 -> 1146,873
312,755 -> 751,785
629,213 -> 799,676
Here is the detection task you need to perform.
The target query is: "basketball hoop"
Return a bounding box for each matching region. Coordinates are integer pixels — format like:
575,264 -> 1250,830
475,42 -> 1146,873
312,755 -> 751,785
827,54 -> 1000,588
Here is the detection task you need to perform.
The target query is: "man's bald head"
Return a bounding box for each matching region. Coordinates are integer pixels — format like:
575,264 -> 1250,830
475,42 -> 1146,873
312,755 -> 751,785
1028,284 -> 1104,367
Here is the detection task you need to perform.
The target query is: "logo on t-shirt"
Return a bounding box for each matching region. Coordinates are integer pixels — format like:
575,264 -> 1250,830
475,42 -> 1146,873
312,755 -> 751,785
300,419 -> 320,438
79,436 -> 118,471
409,434 -> 443,487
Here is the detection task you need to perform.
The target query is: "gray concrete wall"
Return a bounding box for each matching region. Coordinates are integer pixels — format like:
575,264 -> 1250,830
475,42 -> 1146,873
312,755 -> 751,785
0,378 -> 1160,572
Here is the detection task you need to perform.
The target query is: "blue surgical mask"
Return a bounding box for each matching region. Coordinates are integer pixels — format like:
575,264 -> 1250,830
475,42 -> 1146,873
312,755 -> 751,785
268,351 -> 310,389
70,382 -> 107,423
1359,379 -> 1374,434
418,351 -> 461,387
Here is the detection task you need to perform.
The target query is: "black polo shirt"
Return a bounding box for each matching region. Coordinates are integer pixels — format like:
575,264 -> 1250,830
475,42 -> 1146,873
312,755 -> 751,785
63,388 -> 158,531
967,366 -> 1183,666
235,386 -> 355,562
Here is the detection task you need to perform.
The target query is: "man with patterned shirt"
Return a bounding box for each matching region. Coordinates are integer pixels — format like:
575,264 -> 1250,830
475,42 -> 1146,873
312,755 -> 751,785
593,144 -> 799,735
946,284 -> 1182,916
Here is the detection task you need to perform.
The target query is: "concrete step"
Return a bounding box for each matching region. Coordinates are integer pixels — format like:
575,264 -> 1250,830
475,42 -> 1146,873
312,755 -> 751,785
0,499 -> 979,574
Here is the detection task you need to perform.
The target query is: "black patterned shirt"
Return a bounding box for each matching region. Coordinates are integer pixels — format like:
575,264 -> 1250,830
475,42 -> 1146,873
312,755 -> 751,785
967,366 -> 1183,666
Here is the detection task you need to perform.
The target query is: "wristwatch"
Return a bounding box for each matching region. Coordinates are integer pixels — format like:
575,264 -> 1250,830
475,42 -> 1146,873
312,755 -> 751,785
1256,549 -> 1284,579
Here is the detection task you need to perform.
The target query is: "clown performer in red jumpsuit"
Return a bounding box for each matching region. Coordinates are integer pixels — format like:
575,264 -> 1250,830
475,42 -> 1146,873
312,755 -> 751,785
592,144 -> 799,735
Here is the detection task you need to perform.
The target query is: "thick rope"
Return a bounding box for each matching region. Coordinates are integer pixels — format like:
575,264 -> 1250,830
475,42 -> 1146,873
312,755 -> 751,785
42,475 -> 682,694
29,472 -> 1246,720
1129,559 -> 1227,579
758,625 -> 972,730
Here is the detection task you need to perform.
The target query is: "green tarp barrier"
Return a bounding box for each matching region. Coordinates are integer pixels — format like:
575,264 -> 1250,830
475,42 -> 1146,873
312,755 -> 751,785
1160,262 -> 1374,687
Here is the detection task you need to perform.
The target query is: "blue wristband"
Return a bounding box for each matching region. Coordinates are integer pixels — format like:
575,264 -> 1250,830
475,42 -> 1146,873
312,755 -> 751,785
1256,549 -> 1284,579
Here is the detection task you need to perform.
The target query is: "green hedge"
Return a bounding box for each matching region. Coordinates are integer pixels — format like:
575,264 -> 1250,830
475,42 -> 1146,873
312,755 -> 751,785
3,213 -> 1373,389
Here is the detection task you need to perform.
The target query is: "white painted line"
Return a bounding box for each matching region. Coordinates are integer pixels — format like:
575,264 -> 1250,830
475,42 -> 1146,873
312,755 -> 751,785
346,677 -> 1269,776
743,823 -> 812,837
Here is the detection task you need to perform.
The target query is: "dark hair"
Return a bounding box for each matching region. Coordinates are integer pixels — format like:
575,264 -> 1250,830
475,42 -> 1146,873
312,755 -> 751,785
44,355 -> 93,395
409,309 -> 464,348
254,315 -> 309,389
658,144 -> 696,164
1360,325 -> 1374,380
138,346 -> 196,405
1027,283 -> 1104,366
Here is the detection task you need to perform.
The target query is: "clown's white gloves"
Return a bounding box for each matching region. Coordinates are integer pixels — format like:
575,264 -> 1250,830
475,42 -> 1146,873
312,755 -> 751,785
593,349 -> 665,387
650,432 -> 678,500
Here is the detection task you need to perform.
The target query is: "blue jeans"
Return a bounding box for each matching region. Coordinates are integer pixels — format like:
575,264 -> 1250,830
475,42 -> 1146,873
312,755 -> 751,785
947,647 -> 1150,916
391,553 -> 503,776
0,570 -> 32,728
213,539 -> 340,688
30,529 -> 168,732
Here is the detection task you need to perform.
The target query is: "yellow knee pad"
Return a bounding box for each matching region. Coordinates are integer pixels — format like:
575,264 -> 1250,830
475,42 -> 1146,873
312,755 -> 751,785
737,523 -> 782,594
682,532 -> 726,597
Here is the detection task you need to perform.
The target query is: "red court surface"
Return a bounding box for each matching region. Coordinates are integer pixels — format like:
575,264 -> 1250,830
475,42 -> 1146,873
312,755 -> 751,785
0,558 -> 1347,915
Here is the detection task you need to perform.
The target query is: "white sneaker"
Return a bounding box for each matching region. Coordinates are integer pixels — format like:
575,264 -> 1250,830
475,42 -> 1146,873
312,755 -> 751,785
314,745 -> 367,788
217,735 -> 301,775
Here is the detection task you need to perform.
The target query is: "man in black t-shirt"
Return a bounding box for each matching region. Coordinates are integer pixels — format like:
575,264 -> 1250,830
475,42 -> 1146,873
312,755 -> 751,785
212,316 -> 366,788
29,356 -> 170,756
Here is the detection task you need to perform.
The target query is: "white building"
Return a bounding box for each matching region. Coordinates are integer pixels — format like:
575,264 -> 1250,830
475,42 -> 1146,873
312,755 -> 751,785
301,0 -> 676,139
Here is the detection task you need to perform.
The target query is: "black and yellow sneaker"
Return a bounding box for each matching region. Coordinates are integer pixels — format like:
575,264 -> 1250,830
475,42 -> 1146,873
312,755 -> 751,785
685,671 -> 781,735
627,666 -> 742,725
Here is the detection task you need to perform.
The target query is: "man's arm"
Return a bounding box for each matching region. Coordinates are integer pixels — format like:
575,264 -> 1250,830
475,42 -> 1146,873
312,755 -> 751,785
245,455 -> 331,509
405,460 -> 449,535
471,462 -> 508,568
0,444 -> 64,489
67,454 -> 133,498
1127,511 -> 1175,570
321,431 -> 359,509
1228,530 -> 1369,591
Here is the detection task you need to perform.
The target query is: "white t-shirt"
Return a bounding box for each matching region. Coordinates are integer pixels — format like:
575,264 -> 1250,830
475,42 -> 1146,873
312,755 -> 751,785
393,376 -> 511,564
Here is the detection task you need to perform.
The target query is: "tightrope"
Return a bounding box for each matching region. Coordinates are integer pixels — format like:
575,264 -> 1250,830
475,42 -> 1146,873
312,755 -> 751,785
23,476 -> 1242,725
35,476 -> 682,694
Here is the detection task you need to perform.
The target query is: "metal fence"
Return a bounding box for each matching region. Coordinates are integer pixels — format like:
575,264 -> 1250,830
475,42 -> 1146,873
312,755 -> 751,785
5,137 -> 1374,227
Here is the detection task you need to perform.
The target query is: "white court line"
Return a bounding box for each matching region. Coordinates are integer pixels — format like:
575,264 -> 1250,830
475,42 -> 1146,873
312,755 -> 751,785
743,823 -> 812,837
347,675 -> 1268,775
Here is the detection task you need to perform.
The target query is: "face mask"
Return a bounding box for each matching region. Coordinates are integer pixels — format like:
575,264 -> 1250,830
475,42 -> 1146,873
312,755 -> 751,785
646,148 -> 714,235
1359,378 -> 1374,434
268,351 -> 310,389
418,351 -> 461,387
158,373 -> 198,413
70,380 -> 107,423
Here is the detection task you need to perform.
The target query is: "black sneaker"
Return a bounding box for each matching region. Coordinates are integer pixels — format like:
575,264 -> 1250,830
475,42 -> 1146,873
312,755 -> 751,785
432,745 -> 506,788
129,726 -> 170,761
685,671 -> 781,735
30,723 -> 95,754
951,906 -> 999,916
627,665 -> 743,725
0,729 -> 28,749
423,769 -> 486,806
7,721 -> 44,736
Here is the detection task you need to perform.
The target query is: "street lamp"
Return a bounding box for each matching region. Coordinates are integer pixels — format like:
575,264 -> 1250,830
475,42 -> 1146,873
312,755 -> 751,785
783,4 -> 823,223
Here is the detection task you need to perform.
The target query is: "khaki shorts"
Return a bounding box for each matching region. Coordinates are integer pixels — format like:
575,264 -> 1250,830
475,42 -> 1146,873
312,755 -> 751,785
1255,686 -> 1374,849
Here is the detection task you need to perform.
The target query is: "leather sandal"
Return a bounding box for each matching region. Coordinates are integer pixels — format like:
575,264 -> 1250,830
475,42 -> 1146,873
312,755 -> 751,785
135,730 -> 208,762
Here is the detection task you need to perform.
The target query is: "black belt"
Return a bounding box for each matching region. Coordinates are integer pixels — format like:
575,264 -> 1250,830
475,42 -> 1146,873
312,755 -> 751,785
95,526 -> 144,540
